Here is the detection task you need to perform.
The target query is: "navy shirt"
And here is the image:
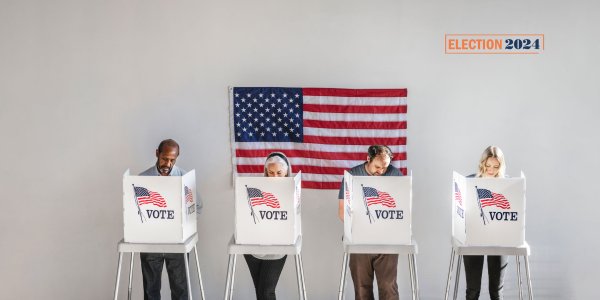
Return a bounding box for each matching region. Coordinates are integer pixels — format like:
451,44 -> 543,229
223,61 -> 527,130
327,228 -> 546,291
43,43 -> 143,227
337,163 -> 403,199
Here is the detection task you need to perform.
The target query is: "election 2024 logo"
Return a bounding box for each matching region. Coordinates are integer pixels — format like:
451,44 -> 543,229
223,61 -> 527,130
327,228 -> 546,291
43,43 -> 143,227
245,186 -> 287,223
475,186 -> 517,225
133,185 -> 175,223
361,185 -> 403,223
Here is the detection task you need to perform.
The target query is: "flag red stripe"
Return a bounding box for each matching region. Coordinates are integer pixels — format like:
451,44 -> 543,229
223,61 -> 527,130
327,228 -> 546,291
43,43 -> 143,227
302,88 -> 407,97
303,104 -> 407,114
304,119 -> 407,129
237,164 -> 405,175
236,149 -> 407,161
302,181 -> 341,189
303,135 -> 406,145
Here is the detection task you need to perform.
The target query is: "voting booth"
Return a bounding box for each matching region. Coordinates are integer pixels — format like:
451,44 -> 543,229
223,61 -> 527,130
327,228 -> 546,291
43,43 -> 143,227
343,171 -> 412,245
122,169 -> 198,243
234,172 -> 302,245
452,171 -> 526,247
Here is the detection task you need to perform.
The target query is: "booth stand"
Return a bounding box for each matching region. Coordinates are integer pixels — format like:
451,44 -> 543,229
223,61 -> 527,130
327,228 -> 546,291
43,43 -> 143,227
226,174 -> 306,299
444,238 -> 532,300
114,169 -> 204,299
223,236 -> 307,300
445,172 -> 532,300
338,171 -> 419,300
112,233 -> 206,300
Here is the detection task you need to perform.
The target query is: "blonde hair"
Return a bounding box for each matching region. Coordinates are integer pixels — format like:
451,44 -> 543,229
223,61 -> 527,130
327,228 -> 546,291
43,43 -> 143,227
477,146 -> 506,178
263,152 -> 292,177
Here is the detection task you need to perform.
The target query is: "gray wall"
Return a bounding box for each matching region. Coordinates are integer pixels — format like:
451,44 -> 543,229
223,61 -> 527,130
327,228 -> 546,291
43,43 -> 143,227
1,0 -> 599,299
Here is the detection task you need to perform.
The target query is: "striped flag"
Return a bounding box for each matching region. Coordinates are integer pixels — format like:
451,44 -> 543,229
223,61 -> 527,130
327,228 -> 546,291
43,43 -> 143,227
231,87 -> 407,190
247,187 -> 281,208
454,182 -> 463,206
477,188 -> 510,209
362,186 -> 396,208
184,186 -> 194,203
134,186 -> 167,208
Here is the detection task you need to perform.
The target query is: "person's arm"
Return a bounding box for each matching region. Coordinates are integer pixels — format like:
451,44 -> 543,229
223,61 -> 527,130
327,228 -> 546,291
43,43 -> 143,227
338,199 -> 344,221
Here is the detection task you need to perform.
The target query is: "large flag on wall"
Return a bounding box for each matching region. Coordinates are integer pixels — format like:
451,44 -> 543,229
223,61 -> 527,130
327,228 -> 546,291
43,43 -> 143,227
230,87 -> 407,189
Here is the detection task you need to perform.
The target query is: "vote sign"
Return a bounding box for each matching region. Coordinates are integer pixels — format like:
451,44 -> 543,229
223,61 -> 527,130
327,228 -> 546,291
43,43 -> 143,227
452,171 -> 526,246
344,171 -> 412,245
234,172 -> 302,245
123,169 -> 197,243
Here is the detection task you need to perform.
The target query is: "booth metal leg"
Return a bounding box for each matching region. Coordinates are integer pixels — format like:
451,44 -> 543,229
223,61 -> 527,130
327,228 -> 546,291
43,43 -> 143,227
224,254 -> 234,300
298,254 -> 307,300
127,252 -> 134,300
411,254 -> 420,300
295,255 -> 305,300
194,247 -> 206,300
444,249 -> 456,300
184,252 -> 193,300
338,253 -> 349,300
408,255 -> 416,300
516,256 -> 523,300
453,255 -> 462,300
524,255 -> 533,300
229,255 -> 238,300
113,252 -> 124,300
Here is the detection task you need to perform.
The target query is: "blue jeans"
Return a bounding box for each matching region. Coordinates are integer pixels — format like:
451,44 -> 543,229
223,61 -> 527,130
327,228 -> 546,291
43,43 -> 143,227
140,252 -> 188,300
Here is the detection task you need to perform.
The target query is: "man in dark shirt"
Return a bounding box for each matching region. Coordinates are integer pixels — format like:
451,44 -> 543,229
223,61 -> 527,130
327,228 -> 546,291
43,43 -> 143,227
338,145 -> 402,300
139,139 -> 189,300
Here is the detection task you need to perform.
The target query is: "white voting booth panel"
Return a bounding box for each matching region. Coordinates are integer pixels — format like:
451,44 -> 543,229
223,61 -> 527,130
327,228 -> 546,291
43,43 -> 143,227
343,171 -> 412,245
452,171 -> 526,247
123,169 -> 198,243
234,172 -> 302,245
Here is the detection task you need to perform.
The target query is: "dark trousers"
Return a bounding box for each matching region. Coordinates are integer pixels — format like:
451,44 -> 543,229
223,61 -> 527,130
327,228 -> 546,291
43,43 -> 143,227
140,252 -> 188,300
463,255 -> 508,300
244,254 -> 287,300
349,253 -> 399,300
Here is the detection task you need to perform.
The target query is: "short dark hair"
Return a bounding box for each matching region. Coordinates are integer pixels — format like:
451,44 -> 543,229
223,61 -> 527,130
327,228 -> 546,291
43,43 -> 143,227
367,145 -> 393,162
157,139 -> 180,154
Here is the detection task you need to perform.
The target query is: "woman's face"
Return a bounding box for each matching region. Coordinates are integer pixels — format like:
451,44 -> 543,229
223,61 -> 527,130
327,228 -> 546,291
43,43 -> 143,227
266,162 -> 288,177
483,157 -> 501,178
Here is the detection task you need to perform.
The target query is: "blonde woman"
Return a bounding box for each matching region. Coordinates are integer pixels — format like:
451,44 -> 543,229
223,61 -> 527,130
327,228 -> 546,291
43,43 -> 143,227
464,146 -> 508,300
244,152 -> 291,300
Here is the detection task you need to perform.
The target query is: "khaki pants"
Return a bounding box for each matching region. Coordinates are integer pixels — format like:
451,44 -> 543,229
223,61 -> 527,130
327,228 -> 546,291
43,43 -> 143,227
349,253 -> 399,300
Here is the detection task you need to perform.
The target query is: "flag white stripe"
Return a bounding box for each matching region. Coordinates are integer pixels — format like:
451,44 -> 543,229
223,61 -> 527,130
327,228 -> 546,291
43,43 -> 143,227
303,112 -> 406,122
235,142 -> 407,153
304,96 -> 407,106
237,157 -> 406,169
303,127 -> 406,138
235,171 -> 406,183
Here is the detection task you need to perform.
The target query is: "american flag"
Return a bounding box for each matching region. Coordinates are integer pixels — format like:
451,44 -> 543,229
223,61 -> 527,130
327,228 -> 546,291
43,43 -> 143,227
134,186 -> 167,208
477,188 -> 510,209
362,186 -> 396,208
231,87 -> 407,190
247,187 -> 281,208
454,182 -> 463,206
184,186 -> 194,203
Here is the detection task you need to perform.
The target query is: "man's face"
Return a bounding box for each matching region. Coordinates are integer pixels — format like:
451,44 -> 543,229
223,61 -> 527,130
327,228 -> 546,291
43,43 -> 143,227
155,146 -> 179,176
365,154 -> 391,176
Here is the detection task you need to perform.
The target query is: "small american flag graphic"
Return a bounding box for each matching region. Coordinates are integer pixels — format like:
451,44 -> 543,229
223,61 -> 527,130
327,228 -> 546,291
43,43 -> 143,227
477,188 -> 510,209
454,182 -> 463,206
134,186 -> 167,208
247,187 -> 281,208
184,186 -> 194,203
362,186 -> 396,208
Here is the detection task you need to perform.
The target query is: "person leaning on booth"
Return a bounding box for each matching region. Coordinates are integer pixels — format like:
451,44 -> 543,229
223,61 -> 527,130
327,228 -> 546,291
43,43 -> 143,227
138,139 -> 190,300
337,145 -> 403,300
463,146 -> 509,300
243,152 -> 292,300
